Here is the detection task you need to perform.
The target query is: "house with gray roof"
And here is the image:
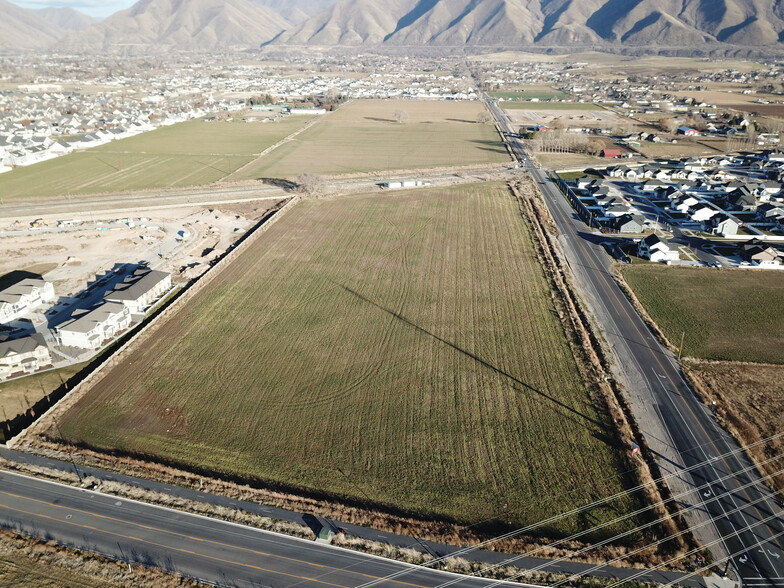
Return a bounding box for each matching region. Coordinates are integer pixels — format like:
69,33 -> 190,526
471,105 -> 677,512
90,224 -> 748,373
0,334 -> 51,380
104,269 -> 171,314
0,279 -> 55,323
58,302 -> 131,349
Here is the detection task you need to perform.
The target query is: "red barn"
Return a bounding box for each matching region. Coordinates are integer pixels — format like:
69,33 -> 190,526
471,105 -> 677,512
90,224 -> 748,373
601,148 -> 622,158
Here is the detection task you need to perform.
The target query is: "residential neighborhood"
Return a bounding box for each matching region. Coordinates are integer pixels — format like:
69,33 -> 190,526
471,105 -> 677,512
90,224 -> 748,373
0,266 -> 172,382
563,149 -> 784,268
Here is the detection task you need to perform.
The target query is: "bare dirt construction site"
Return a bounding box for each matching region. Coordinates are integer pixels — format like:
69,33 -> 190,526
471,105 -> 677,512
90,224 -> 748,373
0,199 -> 282,422
0,202 -> 280,298
503,105 -> 627,130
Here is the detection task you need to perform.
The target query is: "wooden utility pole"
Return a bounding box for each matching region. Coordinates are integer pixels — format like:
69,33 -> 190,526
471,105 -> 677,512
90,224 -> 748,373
678,331 -> 685,361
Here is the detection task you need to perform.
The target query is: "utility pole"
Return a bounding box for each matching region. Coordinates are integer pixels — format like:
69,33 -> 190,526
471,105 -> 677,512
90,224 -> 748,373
678,331 -> 685,361
54,419 -> 83,485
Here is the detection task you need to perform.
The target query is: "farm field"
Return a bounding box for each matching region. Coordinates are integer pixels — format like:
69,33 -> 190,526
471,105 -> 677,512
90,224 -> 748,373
687,361 -> 784,492
56,183 -> 639,539
228,100 -> 510,180
621,266 -> 784,364
535,153 -> 602,170
0,117 -> 311,202
634,141 -> 722,159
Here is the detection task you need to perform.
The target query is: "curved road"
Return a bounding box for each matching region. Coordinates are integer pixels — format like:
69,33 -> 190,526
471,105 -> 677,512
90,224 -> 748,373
485,95 -> 784,587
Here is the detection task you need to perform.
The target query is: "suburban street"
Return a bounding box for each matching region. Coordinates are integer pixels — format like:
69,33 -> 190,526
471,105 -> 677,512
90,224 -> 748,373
485,95 -> 784,587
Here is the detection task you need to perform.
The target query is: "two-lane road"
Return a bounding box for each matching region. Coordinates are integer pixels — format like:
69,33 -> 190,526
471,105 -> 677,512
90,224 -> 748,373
485,95 -> 784,586
0,470 -> 535,588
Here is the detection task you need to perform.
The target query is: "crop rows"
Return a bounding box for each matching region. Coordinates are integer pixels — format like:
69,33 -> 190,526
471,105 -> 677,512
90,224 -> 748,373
60,183 -> 639,538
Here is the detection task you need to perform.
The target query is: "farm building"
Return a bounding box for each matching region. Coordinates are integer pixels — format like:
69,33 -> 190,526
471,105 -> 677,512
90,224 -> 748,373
601,149 -> 622,158
105,269 -> 171,314
677,126 -> 699,136
638,234 -> 680,263
0,335 -> 51,380
0,279 -> 56,323
58,302 -> 131,349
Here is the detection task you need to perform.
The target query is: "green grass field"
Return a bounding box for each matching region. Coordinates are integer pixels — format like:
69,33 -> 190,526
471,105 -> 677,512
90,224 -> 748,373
228,100 -> 510,179
58,183 -> 639,539
0,117 -> 311,201
622,266 -> 784,364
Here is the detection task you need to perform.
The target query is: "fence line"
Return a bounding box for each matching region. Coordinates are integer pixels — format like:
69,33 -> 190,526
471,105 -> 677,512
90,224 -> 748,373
8,196 -> 301,447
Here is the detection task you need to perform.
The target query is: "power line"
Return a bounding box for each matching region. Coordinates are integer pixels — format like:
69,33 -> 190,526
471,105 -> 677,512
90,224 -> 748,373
352,432 -> 784,588
545,468 -> 784,588
600,512 -> 784,588
432,453 -> 784,588
658,529 -> 784,588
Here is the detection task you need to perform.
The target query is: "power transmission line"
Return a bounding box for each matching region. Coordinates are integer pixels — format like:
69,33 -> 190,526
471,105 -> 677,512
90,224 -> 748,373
432,453 -> 784,588
600,513 -> 784,588
352,432 -> 784,588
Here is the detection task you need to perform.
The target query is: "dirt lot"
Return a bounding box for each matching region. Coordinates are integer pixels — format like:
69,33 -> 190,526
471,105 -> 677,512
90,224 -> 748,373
505,107 -> 627,129
0,202 -> 279,297
686,361 -> 784,494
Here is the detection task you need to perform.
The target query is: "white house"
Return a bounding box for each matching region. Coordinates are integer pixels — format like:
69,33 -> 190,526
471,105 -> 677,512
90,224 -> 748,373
0,335 -> 51,380
0,279 -> 56,323
711,214 -> 742,237
105,269 -> 171,314
58,302 -> 131,349
671,195 -> 700,213
690,204 -> 719,222
638,234 -> 680,263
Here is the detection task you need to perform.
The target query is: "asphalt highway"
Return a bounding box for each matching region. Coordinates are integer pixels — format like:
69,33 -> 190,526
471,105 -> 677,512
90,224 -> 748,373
0,470 -> 540,588
485,96 -> 784,587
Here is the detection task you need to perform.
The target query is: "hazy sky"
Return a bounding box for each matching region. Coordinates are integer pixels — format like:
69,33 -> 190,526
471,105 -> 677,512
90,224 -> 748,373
10,0 -> 136,18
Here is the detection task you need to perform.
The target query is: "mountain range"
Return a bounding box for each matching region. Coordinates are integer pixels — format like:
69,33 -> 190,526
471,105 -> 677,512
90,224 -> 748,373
1,0 -> 784,52
280,0 -> 784,47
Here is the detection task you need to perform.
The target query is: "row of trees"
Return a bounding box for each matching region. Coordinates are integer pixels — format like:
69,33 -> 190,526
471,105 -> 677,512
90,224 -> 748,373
527,129 -> 606,155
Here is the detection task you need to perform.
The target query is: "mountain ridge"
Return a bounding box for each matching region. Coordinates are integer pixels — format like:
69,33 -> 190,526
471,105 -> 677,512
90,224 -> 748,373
0,0 -> 67,49
35,6 -> 97,31
56,0 -> 291,52
2,0 -> 784,53
277,0 -> 784,48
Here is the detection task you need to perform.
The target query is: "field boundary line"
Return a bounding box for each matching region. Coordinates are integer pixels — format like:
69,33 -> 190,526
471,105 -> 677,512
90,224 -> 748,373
7,196 -> 301,449
225,113 -> 330,181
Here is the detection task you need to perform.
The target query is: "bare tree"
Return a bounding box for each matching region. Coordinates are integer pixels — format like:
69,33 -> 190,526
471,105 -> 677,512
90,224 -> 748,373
297,173 -> 326,198
586,139 -> 605,156
477,111 -> 493,124
684,114 -> 707,131
393,109 -> 409,124
658,117 -> 677,133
